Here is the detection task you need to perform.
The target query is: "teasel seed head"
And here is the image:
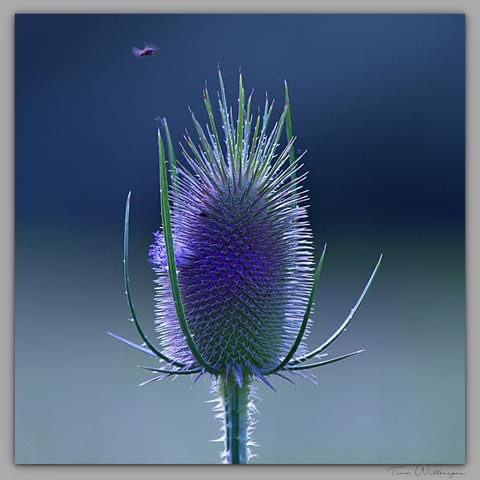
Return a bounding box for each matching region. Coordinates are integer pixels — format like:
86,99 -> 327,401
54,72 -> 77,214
149,73 -> 315,381
111,69 -> 382,464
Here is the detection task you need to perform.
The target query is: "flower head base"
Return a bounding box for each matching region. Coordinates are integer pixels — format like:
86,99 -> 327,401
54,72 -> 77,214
110,71 -> 382,464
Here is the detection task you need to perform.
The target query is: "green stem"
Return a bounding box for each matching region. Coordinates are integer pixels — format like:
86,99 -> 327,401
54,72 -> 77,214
218,374 -> 250,464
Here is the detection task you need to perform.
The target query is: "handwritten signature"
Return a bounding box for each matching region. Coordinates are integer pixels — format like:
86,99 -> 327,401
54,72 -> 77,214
386,466 -> 465,479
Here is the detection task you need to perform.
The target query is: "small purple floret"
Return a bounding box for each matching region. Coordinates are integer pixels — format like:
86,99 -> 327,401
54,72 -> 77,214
149,231 -> 192,270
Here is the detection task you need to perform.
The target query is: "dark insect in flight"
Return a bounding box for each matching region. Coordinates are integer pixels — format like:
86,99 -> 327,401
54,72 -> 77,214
131,42 -> 158,58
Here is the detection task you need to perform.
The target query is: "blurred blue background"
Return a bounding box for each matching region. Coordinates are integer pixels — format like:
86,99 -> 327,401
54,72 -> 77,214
15,14 -> 465,464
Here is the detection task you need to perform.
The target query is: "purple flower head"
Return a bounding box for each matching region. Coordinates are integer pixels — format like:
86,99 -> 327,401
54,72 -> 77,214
149,231 -> 192,271
149,85 -> 314,379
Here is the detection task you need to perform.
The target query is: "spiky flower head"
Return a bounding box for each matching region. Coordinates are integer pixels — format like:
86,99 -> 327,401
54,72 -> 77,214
112,70 -> 382,464
149,73 -> 314,382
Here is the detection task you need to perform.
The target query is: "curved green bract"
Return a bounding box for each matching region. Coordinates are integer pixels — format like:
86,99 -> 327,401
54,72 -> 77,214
235,73 -> 245,175
107,331 -> 158,358
287,349 -> 365,371
123,192 -> 187,369
284,80 -> 296,179
264,243 -> 327,375
162,118 -> 178,194
289,254 -> 383,366
157,130 -> 219,375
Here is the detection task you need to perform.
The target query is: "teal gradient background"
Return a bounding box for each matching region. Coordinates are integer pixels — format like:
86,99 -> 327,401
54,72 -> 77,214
15,14 -> 465,463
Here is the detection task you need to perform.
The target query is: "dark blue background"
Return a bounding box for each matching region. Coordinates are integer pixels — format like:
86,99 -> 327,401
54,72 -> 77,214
15,14 -> 465,464
16,14 -> 464,232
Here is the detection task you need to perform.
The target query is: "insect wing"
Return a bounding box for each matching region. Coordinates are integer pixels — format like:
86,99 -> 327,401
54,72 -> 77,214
143,41 -> 158,52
